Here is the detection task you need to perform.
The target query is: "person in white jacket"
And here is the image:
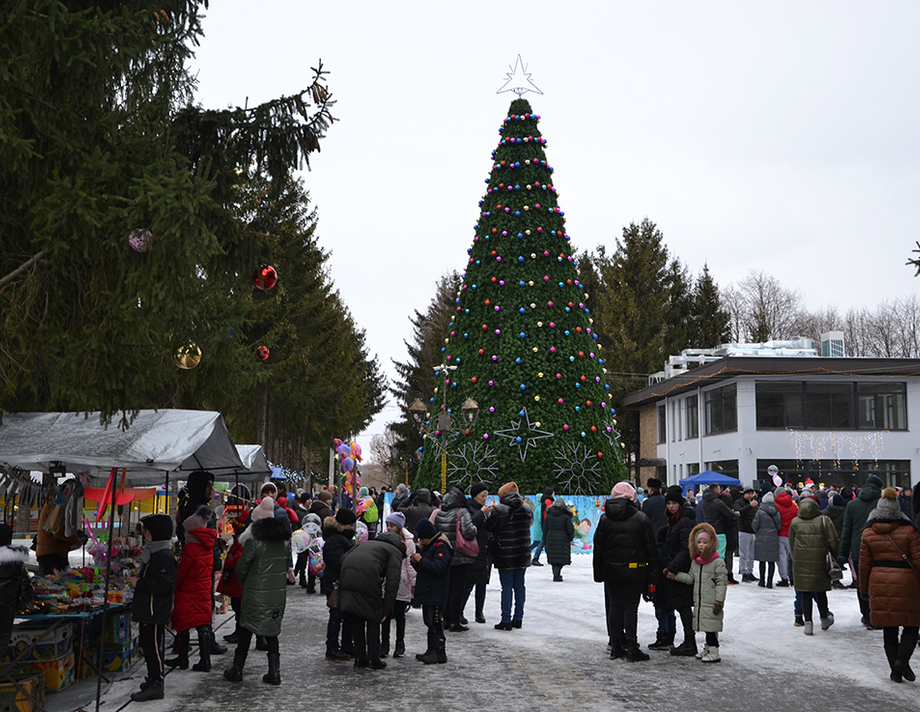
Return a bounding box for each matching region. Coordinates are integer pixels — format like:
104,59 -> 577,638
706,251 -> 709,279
380,511 -> 416,658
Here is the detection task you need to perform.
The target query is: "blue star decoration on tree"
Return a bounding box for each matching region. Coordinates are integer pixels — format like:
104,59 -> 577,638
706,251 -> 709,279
494,408 -> 554,461
497,55 -> 543,97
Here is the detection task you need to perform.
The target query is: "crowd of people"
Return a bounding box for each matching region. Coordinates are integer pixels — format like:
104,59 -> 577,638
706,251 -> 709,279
111,469 -> 920,702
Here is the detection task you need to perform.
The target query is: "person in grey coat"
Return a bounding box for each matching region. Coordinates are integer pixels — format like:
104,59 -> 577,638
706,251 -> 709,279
433,486 -> 478,631
338,531 -> 405,669
752,491 -> 781,588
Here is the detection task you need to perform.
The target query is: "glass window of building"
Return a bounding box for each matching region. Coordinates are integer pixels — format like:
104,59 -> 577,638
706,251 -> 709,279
657,404 -> 667,444
858,383 -> 907,430
704,384 -> 737,435
686,394 -> 699,439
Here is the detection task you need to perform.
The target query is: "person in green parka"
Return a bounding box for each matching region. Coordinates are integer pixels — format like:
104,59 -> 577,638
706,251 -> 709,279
788,496 -> 839,636
543,498 -> 575,582
223,497 -> 294,685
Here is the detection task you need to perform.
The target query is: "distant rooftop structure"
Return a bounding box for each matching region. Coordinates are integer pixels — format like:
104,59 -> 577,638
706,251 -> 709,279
821,331 -> 846,358
651,337 -> 818,383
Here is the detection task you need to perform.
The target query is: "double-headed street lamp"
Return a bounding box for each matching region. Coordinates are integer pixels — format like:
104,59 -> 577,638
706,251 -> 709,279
409,364 -> 479,493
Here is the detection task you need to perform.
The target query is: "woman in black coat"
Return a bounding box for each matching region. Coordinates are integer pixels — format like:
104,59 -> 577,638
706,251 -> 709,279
656,487 -> 697,656
543,498 -> 575,582
593,481 -> 658,662
463,483 -> 493,624
320,510 -> 356,660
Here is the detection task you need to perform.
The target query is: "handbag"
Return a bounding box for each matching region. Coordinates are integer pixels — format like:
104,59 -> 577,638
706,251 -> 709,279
455,513 -> 480,558
326,581 -> 340,610
822,517 -> 844,581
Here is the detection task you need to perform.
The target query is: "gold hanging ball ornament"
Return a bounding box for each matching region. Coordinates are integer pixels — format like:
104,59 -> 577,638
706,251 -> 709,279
174,343 -> 202,370
535,421 -> 541,427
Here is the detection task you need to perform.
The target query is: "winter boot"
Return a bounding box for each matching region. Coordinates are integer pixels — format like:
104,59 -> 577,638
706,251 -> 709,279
670,639 -> 698,657
415,649 -> 433,661
475,593 -> 486,624
130,680 -> 164,702
419,648 -> 447,664
695,644 -> 709,660
776,579 -> 790,587
625,642 -> 650,662
368,657 -> 388,669
820,612 -> 835,630
648,633 -> 674,651
895,659 -> 916,682
380,634 -> 390,658
262,653 -> 281,684
192,627 -> 211,671
804,621 -> 814,636
210,627 -> 227,656
700,646 -> 721,663
223,647 -> 248,682
299,571 -> 307,588
794,614 -> 804,627
164,630 -> 190,669
325,648 -> 350,661
393,641 -> 405,658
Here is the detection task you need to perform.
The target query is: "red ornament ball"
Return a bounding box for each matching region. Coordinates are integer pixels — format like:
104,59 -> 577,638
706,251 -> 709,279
254,265 -> 278,290
257,346 -> 270,361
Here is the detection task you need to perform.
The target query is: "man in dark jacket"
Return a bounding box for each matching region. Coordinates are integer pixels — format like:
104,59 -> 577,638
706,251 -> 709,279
593,481 -> 658,662
702,484 -> 738,562
733,488 -> 759,582
398,488 -> 437,535
130,514 -> 177,702
310,491 -> 333,522
484,482 -> 533,630
410,517 -> 453,664
338,530 -> 405,670
840,474 -> 884,627
321,509 -> 356,660
641,478 -> 667,537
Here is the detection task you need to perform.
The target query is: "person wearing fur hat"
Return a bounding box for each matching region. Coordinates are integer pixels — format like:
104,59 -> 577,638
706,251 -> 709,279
338,525 -> 406,670
651,486 -> 697,656
462,483 -> 494,624
410,517 -> 453,663
669,522 -> 728,663
484,482 -> 534,630
860,487 -> 920,682
752,491 -> 781,587
130,515 -> 176,702
788,496 -> 839,635
380,511 -> 416,658
841,474 -> 886,626
593,481 -> 658,661
166,504 -> 218,672
322,508 -> 357,660
217,514 -> 248,644
223,497 -> 294,684
0,524 -> 33,655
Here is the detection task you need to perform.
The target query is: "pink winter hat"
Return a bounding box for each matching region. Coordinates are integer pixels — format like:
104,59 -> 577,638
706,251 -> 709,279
251,497 -> 275,522
610,481 -> 637,502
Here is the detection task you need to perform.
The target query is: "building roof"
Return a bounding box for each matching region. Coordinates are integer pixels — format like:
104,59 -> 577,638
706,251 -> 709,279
621,356 -> 920,409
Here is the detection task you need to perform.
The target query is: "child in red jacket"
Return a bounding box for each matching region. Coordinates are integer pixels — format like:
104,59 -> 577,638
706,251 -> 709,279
217,514 -> 247,644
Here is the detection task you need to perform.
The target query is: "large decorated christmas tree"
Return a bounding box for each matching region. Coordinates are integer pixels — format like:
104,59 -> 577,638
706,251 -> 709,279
415,97 -> 626,495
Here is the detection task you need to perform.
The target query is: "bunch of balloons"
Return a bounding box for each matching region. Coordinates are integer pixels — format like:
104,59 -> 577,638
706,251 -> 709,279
334,439 -> 362,497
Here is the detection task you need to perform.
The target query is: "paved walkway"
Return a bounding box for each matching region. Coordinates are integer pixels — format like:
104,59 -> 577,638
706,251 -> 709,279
57,556 -> 920,712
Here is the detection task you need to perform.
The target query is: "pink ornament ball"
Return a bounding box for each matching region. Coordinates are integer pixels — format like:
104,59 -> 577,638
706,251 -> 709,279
483,433 -> 489,439
129,229 -> 152,252
557,398 -> 563,404
563,424 -> 569,431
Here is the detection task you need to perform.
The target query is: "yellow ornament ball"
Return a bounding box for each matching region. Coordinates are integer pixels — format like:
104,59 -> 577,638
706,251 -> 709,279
525,229 -> 531,235
530,253 -> 536,259
174,343 -> 202,370
530,303 -> 536,309
538,372 -> 544,378
537,321 -> 543,327
528,281 -> 534,286
534,395 -> 540,402
532,347 -> 538,352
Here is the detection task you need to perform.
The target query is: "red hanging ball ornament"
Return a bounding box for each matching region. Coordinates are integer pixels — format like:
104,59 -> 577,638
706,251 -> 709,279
257,346 -> 270,361
253,265 -> 278,290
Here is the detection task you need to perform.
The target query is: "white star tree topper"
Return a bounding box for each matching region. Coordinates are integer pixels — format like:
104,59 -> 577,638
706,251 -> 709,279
497,55 -> 543,97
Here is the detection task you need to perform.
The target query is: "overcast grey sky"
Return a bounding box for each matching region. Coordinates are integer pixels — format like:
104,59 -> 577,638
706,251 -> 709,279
190,1 -> 920,458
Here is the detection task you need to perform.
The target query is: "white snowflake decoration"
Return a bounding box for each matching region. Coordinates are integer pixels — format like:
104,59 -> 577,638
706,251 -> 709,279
554,441 -> 602,495
447,442 -> 500,491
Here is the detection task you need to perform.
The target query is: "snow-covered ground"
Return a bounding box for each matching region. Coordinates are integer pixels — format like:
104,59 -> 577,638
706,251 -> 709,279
35,552 -> 920,712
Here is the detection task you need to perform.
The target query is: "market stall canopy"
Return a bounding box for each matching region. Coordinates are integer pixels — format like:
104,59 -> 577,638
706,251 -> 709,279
678,470 -> 742,488
0,410 -> 245,486
232,444 -> 273,483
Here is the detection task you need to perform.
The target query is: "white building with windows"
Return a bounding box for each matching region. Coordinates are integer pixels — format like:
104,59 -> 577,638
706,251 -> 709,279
623,346 -> 920,489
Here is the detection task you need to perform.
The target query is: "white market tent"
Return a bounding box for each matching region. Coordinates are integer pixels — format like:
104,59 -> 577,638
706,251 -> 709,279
0,409 -> 247,485
233,444 -> 273,483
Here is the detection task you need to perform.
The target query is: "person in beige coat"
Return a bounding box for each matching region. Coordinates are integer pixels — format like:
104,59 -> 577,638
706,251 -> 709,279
860,487 -> 920,683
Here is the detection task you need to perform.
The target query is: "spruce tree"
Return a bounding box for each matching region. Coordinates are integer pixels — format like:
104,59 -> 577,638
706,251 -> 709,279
415,99 -> 626,495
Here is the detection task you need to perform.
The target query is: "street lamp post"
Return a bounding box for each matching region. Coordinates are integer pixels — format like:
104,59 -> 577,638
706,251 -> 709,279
409,364 -> 479,493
